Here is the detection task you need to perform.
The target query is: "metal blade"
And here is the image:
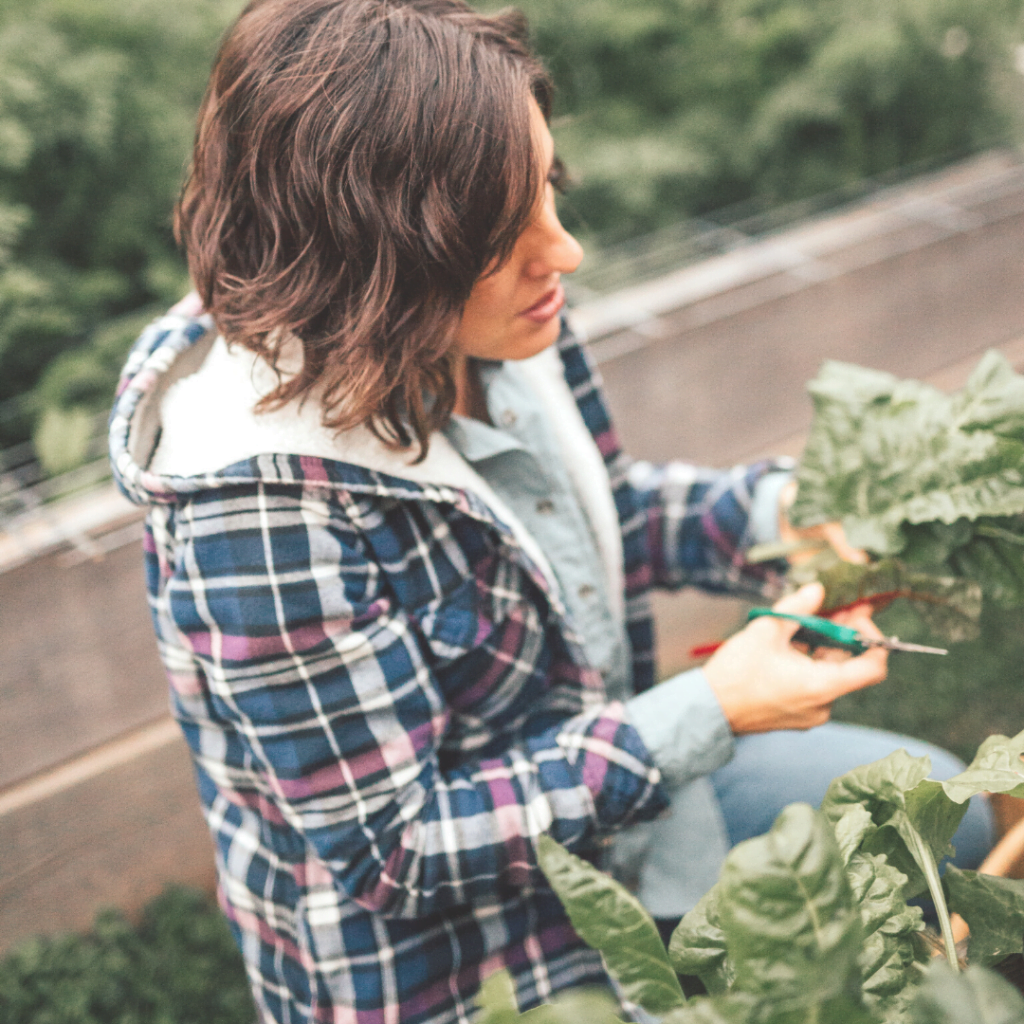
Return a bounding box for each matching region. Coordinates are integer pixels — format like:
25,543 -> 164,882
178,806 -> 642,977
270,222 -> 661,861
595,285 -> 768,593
865,635 -> 948,655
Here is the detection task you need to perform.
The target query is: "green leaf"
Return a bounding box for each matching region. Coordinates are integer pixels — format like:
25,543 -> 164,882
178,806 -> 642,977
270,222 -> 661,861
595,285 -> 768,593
942,730 -> 1024,804
519,988 -> 624,1024
477,970 -> 521,1024
907,963 -> 1024,1023
716,804 -> 864,1009
834,805 -> 877,865
745,538 -> 828,564
820,752 -> 966,895
820,752 -> 967,968
954,350 -> 1024,439
661,989 -> 880,1023
902,782 -> 968,867
535,834 -> 686,1015
814,557 -> 983,644
477,973 -> 625,1024
669,888 -> 733,995
847,852 -> 927,1012
659,992 -> 759,1024
901,517 -> 1024,609
790,356 -> 1024,598
820,751 -> 935,828
943,868 -> 1024,969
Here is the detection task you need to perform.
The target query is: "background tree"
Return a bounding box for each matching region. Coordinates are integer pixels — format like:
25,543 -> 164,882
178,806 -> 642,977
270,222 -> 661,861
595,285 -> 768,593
0,0 -> 240,450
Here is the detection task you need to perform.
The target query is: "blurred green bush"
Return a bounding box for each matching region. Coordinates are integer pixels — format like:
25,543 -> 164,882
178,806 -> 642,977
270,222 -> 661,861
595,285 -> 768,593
520,0 -> 1024,241
1,0 -> 1022,455
0,0 -> 243,448
0,886 -> 254,1024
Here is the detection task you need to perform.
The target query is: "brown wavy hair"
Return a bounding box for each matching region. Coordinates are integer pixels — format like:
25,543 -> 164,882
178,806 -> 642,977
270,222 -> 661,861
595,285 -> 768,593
175,0 -> 552,458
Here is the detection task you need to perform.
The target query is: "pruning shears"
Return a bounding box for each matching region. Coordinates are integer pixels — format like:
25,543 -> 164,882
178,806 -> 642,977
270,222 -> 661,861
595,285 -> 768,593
747,608 -> 948,656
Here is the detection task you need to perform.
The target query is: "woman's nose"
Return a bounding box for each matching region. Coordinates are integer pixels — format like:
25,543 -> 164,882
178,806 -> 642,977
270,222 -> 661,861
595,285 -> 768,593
523,203 -> 584,279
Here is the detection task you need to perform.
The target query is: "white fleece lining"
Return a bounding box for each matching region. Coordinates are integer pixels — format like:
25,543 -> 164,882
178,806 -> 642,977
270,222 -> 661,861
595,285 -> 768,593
149,336 -> 561,595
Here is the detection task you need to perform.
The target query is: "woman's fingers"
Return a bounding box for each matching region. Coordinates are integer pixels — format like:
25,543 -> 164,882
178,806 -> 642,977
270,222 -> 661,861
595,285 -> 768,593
817,521 -> 869,564
832,601 -> 885,639
777,479 -> 868,565
772,581 -> 825,615
818,644 -> 889,699
757,581 -> 825,643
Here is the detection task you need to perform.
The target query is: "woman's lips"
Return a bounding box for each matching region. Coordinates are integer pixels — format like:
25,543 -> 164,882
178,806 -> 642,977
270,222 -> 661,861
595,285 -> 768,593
520,283 -> 565,323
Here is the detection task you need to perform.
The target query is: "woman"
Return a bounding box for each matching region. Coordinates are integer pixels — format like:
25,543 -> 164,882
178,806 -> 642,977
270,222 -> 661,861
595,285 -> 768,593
109,1 -> 991,1021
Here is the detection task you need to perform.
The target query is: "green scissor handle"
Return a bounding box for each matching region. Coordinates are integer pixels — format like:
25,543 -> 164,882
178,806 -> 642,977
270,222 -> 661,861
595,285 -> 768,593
747,608 -> 868,655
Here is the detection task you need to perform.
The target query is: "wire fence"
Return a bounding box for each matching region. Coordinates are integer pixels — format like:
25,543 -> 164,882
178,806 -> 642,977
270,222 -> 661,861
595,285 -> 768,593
0,411 -> 119,564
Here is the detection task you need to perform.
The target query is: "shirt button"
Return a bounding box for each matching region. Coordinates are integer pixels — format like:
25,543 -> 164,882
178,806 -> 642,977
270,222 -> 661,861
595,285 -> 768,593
500,409 -> 517,428
536,498 -> 555,515
577,583 -> 596,600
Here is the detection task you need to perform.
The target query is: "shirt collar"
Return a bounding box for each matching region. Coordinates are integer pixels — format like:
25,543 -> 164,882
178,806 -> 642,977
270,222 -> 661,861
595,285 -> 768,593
443,359 -> 527,464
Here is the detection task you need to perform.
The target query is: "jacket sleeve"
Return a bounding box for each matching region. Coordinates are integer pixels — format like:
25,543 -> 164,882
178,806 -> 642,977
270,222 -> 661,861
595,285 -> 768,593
625,457 -> 793,597
164,483 -> 667,919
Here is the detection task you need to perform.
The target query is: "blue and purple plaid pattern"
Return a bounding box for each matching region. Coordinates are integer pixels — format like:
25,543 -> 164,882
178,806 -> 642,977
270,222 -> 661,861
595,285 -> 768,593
109,312 -> 784,1023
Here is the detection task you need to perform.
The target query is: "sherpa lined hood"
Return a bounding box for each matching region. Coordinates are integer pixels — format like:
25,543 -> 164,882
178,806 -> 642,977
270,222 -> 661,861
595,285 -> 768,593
108,306 -> 626,621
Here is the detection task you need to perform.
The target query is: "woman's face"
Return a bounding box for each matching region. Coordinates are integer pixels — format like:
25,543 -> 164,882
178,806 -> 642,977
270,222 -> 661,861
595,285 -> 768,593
453,99 -> 584,362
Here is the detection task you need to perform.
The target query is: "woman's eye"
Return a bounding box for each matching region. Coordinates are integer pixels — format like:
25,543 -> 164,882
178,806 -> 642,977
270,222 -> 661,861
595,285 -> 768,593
547,157 -> 568,194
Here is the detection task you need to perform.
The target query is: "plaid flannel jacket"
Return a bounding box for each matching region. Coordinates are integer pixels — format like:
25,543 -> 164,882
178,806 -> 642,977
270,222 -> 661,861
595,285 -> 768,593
109,311 -> 784,1024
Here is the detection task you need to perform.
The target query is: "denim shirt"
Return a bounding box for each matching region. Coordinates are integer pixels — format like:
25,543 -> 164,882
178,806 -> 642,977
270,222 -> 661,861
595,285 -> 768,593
443,358 -> 634,700
444,356 -> 791,916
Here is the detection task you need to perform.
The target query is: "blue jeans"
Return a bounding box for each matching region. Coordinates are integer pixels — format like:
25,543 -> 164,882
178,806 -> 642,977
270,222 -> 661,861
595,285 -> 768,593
709,722 -> 994,868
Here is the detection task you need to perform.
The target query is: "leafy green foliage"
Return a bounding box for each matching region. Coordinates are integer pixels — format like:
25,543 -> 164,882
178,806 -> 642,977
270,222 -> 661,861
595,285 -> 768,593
794,553 -> 985,643
669,799 -> 931,1020
665,990 -> 873,1024
791,354 -> 1024,556
819,751 -> 967,971
476,969 -> 624,1024
944,867 -> 1024,969
820,751 -> 965,894
832,601 -> 1024,765
478,970 -> 522,1024
714,804 -> 864,1008
507,742 -> 1024,1024
941,729 -> 1024,804
789,353 -> 1024,637
509,0 -> 1024,246
534,833 -> 686,1014
0,0 -> 240,443
900,516 -> 1024,610
668,804 -> 880,1022
669,889 -> 733,994
847,852 -> 926,1011
544,806 -> 882,1023
0,886 -> 254,1024
907,962 -> 1024,1022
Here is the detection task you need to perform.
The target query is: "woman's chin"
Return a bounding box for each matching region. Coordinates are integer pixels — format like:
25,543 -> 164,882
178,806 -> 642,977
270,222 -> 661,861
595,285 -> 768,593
506,317 -> 562,360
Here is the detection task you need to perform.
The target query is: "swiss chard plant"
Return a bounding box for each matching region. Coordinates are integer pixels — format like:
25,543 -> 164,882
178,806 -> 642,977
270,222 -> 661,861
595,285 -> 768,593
477,730 -> 1024,1023
777,351 -> 1024,643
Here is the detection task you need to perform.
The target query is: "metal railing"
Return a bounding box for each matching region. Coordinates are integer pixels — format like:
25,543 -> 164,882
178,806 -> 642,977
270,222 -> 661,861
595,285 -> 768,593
565,146 -> 1024,299
0,413 -> 120,565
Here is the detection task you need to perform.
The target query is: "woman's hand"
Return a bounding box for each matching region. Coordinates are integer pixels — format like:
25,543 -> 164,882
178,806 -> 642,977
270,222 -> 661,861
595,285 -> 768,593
776,478 -> 867,564
703,582 -> 888,735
